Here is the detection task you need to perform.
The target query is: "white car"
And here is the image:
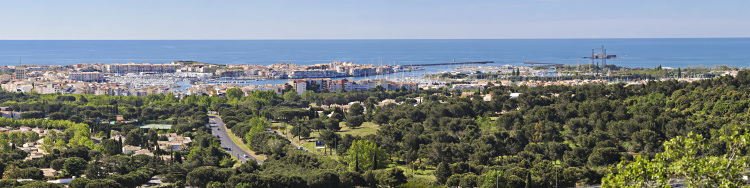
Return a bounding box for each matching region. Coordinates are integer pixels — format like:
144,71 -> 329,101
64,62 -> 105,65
244,154 -> 249,158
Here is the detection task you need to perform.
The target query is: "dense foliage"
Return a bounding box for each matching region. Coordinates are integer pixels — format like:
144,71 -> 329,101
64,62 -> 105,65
2,69 -> 750,187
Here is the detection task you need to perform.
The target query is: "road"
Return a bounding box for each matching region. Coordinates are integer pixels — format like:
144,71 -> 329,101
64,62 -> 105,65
274,129 -> 311,153
209,114 -> 263,164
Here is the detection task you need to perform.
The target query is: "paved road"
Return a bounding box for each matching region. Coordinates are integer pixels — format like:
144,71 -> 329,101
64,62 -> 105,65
274,129 -> 311,153
209,115 -> 263,164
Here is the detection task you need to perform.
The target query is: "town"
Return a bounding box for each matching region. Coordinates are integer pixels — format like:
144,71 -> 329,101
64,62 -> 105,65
0,61 -> 426,96
2,61 -> 738,100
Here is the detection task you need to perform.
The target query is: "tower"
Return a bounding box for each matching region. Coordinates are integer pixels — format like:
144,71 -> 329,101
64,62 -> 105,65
14,57 -> 25,80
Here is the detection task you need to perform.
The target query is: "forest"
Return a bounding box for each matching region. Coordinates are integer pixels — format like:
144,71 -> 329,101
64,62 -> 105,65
2,70 -> 750,187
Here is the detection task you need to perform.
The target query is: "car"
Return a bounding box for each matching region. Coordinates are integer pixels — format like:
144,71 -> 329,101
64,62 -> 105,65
298,146 -> 304,150
217,128 -> 220,130
217,135 -> 220,138
244,154 -> 249,158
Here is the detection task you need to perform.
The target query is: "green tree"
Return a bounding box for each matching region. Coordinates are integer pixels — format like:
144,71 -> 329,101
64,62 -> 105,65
85,162 -> 108,180
435,162 -> 451,184
308,118 -> 326,131
283,91 -> 300,102
68,178 -> 90,188
63,157 -> 88,177
347,140 -> 388,171
339,171 -> 364,188
325,118 -> 341,131
348,103 -> 364,116
525,172 -> 531,188
372,113 -> 389,125
345,115 -> 364,129
25,131 -> 39,143
124,129 -> 142,147
318,129 -> 340,154
20,111 -> 44,119
301,90 -> 316,102
602,132 -> 750,187
18,181 -> 63,188
242,117 -> 270,147
446,174 -> 463,187
51,158 -> 66,171
3,166 -> 44,180
48,112 -> 68,120
290,124 -> 311,139
84,179 -> 122,188
481,170 -> 506,188
379,168 -> 407,187
460,173 -> 478,188
307,171 -> 341,188
186,166 -> 220,187
162,164 -> 187,183
226,88 -> 244,101
100,139 -> 121,156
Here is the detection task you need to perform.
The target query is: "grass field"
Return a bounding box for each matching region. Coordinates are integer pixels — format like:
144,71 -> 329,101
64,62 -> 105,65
280,121 -> 381,156
225,126 -> 267,161
338,122 -> 380,137
279,120 -> 437,182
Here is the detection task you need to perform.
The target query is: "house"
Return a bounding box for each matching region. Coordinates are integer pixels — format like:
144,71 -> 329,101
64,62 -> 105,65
157,141 -> 188,152
158,133 -> 192,143
26,151 -> 44,161
134,149 -> 154,156
379,99 -> 396,106
483,94 -> 493,101
19,143 -> 38,153
122,145 -> 141,154
510,93 -> 522,99
40,168 -> 57,177
18,126 -> 32,133
47,176 -> 75,185
111,135 -> 126,143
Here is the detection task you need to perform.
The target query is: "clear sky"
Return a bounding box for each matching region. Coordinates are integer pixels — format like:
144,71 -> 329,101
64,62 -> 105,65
1,0 -> 748,39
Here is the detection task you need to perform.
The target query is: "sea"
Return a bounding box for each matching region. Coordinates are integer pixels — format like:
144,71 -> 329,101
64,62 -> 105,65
0,38 -> 748,68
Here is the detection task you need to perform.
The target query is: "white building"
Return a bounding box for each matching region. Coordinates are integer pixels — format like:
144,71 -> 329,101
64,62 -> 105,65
68,72 -> 104,82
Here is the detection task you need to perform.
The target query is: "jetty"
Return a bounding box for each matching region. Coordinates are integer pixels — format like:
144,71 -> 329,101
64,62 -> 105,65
401,61 -> 494,67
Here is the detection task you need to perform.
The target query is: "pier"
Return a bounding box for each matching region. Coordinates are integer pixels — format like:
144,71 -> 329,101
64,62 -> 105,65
524,61 -> 563,67
401,61 -> 494,67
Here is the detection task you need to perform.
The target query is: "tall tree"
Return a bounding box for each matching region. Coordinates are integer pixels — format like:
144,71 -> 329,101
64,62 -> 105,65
345,115 -> 364,128
346,140 -> 388,171
226,88 -> 244,101
348,103 -> 364,116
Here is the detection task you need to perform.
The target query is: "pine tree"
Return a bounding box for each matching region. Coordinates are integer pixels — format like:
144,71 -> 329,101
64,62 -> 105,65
678,67 -> 682,78
525,172 -> 532,188
355,152 -> 359,172
174,152 -> 183,163
435,162 -> 451,184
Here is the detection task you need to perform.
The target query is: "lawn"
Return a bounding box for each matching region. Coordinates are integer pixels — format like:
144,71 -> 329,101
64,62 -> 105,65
280,121 -> 380,157
338,121 -> 380,137
279,120 -> 437,182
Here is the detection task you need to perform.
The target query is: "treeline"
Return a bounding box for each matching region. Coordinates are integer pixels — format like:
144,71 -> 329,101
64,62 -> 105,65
3,70 -> 750,187
215,69 -> 750,187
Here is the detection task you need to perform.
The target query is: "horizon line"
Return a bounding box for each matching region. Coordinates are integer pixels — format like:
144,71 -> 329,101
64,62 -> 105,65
1,37 -> 749,41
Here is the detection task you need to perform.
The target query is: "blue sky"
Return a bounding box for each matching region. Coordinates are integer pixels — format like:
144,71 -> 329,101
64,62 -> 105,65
0,0 -> 748,39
